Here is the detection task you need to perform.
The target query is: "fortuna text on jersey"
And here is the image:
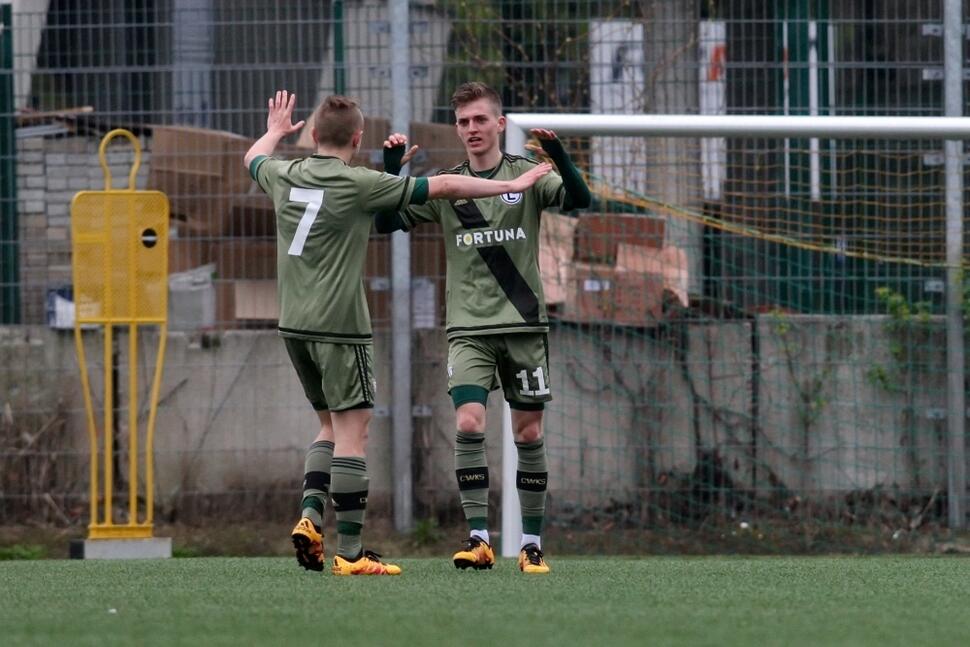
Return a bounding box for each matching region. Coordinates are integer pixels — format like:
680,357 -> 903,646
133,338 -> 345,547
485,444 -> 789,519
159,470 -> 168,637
455,227 -> 527,248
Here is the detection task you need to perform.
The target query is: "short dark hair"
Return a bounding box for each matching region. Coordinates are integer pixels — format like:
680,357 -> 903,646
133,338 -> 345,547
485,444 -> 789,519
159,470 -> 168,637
450,82 -> 502,114
314,95 -> 364,147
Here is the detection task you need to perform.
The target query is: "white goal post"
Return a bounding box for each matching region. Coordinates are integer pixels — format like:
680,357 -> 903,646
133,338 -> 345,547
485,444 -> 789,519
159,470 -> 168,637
497,113 -> 970,556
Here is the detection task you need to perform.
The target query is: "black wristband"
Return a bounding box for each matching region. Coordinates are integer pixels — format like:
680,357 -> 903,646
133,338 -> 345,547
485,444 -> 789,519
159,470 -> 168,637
539,137 -> 567,160
384,145 -> 405,176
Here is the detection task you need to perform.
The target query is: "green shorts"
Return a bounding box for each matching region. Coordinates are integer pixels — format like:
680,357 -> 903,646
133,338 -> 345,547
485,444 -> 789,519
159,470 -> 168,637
447,333 -> 552,410
283,338 -> 376,412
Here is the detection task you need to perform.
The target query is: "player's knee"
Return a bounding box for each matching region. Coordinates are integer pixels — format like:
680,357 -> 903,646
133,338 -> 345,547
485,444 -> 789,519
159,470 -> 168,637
456,410 -> 486,435
514,422 -> 543,444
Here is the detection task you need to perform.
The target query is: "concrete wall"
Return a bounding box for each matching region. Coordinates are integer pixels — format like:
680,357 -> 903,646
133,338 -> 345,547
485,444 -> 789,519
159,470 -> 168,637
1,315 -> 956,515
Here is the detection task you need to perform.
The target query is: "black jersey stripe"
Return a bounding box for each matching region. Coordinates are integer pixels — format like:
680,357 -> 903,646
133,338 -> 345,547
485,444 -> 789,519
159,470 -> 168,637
451,198 -> 489,227
451,200 -> 541,324
278,327 -> 373,341
446,321 -> 548,335
394,176 -> 413,211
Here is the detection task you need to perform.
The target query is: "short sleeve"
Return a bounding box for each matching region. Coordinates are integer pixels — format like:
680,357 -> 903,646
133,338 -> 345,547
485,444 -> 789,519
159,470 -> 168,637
362,171 -> 416,213
399,201 -> 440,231
535,169 -> 566,210
250,155 -> 286,194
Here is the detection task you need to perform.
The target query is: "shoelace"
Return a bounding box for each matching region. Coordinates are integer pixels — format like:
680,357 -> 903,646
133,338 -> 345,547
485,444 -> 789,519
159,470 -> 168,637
460,537 -> 484,551
522,544 -> 544,565
361,550 -> 392,574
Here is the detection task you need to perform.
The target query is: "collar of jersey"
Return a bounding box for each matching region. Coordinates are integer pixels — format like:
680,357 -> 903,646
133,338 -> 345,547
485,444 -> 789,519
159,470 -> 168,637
309,154 -> 345,163
468,155 -> 504,179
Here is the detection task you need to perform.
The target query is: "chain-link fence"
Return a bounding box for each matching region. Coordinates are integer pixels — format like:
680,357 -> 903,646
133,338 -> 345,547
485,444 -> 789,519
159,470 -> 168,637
1,0 -> 968,551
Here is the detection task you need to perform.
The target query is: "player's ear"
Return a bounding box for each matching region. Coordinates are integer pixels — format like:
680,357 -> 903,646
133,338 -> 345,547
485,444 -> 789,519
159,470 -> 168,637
351,129 -> 363,151
496,114 -> 507,133
311,126 -> 320,146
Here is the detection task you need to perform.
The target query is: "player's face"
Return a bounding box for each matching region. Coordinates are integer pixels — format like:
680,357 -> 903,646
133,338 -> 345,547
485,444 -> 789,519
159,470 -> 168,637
455,99 -> 506,156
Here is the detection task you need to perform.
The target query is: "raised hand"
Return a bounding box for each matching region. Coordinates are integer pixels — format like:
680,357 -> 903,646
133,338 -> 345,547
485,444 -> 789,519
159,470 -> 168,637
508,162 -> 552,193
525,128 -> 559,158
383,132 -> 419,166
266,90 -> 305,137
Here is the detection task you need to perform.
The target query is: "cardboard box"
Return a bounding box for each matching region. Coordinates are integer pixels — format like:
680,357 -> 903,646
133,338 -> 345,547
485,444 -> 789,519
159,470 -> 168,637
613,270 -> 664,326
538,212 -> 578,305
411,235 -> 447,278
234,280 -> 279,320
616,243 -> 689,307
408,121 -> 465,175
562,262 -> 664,327
574,213 -> 665,264
364,235 -> 447,329
365,237 -> 391,279
562,262 -> 616,323
149,125 -> 252,235
299,116 -> 464,173
225,190 -> 277,238
211,239 -> 277,280
215,280 -> 278,325
364,237 -> 391,324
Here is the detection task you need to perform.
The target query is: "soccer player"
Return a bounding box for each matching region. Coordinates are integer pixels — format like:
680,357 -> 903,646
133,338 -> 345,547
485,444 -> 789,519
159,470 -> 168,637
244,90 -> 552,576
377,82 -> 591,574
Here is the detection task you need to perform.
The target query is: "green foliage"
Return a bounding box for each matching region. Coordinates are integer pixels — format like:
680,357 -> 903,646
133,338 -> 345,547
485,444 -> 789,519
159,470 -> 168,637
432,0 -> 636,119
869,287 -> 935,393
409,517 -> 444,547
172,545 -> 206,559
0,544 -> 45,560
865,365 -> 898,393
769,309 -> 791,337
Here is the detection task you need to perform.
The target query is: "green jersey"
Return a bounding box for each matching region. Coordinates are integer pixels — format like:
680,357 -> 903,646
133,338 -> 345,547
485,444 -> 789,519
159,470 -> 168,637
251,154 -> 421,343
400,153 -> 566,340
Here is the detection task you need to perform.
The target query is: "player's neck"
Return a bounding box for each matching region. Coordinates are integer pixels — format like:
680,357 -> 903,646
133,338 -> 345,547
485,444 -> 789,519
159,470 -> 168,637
467,147 -> 503,173
314,145 -> 354,164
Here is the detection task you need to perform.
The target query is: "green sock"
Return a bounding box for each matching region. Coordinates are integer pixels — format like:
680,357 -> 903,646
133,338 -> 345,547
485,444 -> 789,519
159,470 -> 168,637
515,439 -> 548,535
330,456 -> 368,559
301,440 -> 334,530
455,431 -> 489,531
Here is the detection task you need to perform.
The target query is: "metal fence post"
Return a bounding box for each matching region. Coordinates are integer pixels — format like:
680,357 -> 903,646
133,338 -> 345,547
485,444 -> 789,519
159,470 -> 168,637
0,1 -> 19,324
943,0 -> 966,530
390,0 -> 413,533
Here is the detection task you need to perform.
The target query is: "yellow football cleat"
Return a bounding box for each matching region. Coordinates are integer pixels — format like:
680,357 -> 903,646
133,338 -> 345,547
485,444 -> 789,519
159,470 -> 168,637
291,518 -> 325,572
518,543 -> 550,574
331,550 -> 402,576
452,536 -> 495,570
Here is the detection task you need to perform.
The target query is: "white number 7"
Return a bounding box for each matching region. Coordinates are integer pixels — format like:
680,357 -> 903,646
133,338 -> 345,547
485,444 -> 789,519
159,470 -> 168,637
287,187 -> 325,256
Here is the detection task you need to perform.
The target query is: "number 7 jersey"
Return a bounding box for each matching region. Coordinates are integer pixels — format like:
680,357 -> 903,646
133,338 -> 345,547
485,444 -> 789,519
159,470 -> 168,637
251,154 -> 419,343
399,153 -> 567,340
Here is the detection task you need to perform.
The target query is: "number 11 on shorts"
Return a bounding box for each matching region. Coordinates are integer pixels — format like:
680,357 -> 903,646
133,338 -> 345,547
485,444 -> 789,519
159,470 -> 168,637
516,367 -> 550,397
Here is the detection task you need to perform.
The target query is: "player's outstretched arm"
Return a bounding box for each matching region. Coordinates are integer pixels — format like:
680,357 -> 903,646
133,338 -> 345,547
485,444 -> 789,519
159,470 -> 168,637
426,162 -> 552,200
527,128 -> 592,210
243,90 -> 306,169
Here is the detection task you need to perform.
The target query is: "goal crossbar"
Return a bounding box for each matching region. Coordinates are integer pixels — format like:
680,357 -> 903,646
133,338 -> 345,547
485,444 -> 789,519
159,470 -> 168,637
505,113 -> 970,141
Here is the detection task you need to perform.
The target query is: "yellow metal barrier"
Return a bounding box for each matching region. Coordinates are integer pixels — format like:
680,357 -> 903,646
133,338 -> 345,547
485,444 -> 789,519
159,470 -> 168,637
71,129 -> 169,540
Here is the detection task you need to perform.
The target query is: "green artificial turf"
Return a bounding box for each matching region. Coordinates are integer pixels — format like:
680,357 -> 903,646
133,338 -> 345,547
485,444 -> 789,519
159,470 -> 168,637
2,556 -> 968,646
